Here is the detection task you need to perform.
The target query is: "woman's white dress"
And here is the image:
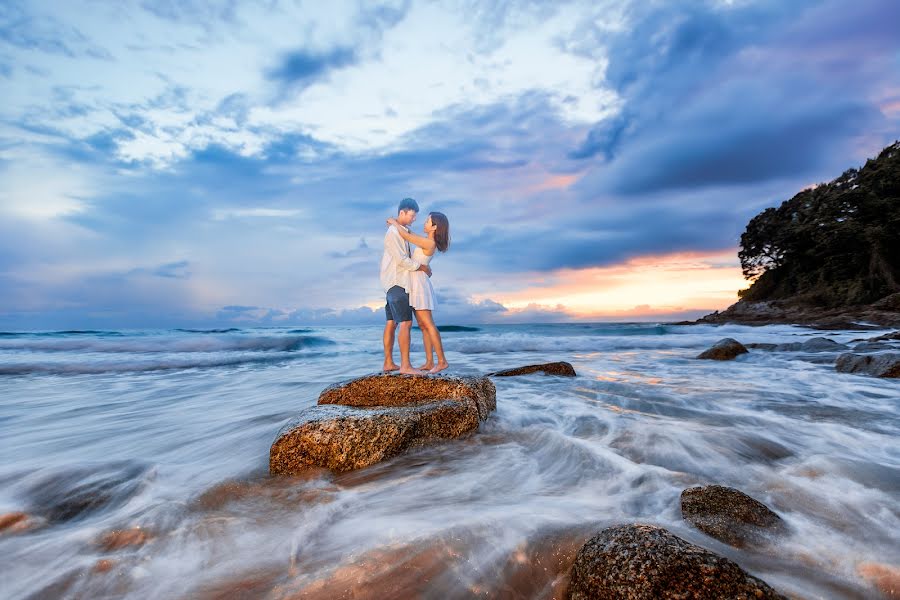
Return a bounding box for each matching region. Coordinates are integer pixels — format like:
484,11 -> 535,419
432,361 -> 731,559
408,247 -> 436,310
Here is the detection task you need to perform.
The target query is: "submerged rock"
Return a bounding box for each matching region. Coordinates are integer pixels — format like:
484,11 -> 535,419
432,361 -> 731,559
857,562 -> 900,598
697,338 -> 748,360
853,341 -> 894,352
567,524 -> 785,599
488,362 -> 576,377
745,342 -> 778,351
270,374 -> 496,474
0,511 -> 35,534
747,338 -> 849,353
24,462 -> 150,523
96,527 -> 152,551
835,353 -> 900,378
799,337 -> 848,352
680,485 -> 786,548
867,330 -> 900,342
773,342 -> 803,351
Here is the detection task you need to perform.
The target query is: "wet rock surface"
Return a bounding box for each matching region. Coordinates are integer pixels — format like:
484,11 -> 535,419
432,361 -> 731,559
835,352 -> 900,378
487,361 -> 577,377
96,527 -> 152,551
857,562 -> 900,599
852,341 -> 895,352
270,374 -> 496,474
797,337 -> 848,352
866,330 -> 900,342
680,485 -> 786,548
747,337 -> 848,353
697,338 -> 748,360
695,299 -> 900,328
0,511 -> 36,534
567,524 -> 786,600
24,462 -> 151,523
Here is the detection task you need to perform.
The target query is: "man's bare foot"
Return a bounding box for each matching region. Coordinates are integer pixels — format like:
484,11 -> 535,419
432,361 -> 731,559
383,362 -> 400,372
399,365 -> 425,375
429,362 -> 449,374
418,362 -> 434,371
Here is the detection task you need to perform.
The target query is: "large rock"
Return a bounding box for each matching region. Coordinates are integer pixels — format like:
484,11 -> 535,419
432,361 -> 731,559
567,524 -> 785,600
270,374 -> 496,474
488,361 -> 576,377
697,338 -> 748,360
835,353 -> 900,378
680,485 -> 786,548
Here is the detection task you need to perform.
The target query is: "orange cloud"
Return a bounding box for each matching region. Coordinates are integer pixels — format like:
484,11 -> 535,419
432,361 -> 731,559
473,249 -> 746,319
527,173 -> 580,193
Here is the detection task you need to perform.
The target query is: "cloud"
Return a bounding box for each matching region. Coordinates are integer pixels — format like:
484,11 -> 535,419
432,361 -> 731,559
267,46 -> 358,90
571,0 -> 897,193
0,1 -> 112,59
1,0 -> 898,329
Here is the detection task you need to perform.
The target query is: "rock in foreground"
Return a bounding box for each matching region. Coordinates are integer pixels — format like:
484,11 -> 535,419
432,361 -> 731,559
488,361 -> 576,377
835,353 -> 900,378
567,524 -> 785,600
697,338 -> 748,360
270,374 -> 496,474
681,485 -> 786,548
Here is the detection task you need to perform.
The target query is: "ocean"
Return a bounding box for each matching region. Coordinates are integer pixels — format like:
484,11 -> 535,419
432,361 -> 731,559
1,323 -> 897,599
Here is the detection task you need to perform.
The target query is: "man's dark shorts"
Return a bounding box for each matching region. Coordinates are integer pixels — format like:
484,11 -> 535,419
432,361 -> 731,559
385,285 -> 413,323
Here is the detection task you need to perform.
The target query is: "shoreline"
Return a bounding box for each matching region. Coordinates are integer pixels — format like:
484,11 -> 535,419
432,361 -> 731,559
681,297 -> 900,330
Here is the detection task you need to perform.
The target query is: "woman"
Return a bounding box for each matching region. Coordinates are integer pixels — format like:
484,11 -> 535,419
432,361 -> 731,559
386,212 -> 451,373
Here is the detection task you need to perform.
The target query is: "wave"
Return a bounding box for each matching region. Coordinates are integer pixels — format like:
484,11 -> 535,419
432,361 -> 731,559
0,334 -> 334,354
0,351 -> 327,375
0,330 -> 125,337
175,328 -> 241,334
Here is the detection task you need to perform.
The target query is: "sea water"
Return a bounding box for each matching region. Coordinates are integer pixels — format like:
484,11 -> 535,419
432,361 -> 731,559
1,323 -> 897,599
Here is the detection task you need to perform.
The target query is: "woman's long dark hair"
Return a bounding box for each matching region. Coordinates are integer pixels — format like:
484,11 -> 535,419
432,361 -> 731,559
430,212 -> 450,252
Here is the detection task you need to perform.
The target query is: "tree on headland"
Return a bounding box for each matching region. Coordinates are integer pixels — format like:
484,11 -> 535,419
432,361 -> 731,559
737,141 -> 900,307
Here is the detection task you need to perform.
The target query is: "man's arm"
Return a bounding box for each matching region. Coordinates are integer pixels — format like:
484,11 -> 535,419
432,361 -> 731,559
385,226 -> 421,272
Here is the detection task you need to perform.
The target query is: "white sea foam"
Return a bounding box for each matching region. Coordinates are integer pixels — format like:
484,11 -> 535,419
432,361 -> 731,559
1,324 -> 897,599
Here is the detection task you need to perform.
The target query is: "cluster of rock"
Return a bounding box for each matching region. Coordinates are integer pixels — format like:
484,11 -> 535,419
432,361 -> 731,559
568,485 -> 789,599
270,361 -> 578,475
266,364 -> 803,598
270,374 -> 497,474
696,334 -> 900,378
694,293 -> 900,329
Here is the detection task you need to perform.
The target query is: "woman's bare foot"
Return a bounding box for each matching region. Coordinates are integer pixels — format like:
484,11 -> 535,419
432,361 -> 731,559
428,362 -> 449,374
418,362 -> 434,371
399,365 -> 425,375
383,362 -> 400,372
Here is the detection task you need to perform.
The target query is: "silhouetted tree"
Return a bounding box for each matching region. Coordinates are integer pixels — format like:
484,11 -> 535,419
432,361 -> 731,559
738,141 -> 900,306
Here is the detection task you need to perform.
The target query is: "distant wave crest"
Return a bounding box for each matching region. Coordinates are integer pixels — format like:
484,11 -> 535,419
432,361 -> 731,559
0,334 -> 334,354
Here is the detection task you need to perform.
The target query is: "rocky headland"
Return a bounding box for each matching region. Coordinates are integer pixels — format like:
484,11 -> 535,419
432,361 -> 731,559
695,141 -> 899,328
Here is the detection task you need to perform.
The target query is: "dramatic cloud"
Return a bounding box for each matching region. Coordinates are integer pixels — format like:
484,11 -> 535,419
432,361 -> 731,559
0,0 -> 897,328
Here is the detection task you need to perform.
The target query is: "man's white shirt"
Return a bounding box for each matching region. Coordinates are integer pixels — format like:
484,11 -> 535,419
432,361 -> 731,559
380,224 -> 420,292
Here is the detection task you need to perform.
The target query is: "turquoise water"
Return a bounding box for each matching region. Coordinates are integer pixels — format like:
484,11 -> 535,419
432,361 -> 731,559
1,323 -> 898,598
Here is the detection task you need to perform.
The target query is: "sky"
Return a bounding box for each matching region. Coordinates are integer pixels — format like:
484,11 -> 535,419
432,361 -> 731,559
1,0 -> 898,328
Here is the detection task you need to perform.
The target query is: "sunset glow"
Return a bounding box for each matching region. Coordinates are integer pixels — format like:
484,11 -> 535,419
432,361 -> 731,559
476,250 -> 746,319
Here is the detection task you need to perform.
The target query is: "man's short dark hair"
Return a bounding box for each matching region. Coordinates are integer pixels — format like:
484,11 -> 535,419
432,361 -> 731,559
398,197 -> 419,213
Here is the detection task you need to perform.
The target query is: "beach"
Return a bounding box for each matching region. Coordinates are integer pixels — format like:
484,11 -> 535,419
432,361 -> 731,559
1,323 -> 898,599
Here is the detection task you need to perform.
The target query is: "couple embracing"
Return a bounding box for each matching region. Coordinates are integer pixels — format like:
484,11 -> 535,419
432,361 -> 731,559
380,198 -> 451,375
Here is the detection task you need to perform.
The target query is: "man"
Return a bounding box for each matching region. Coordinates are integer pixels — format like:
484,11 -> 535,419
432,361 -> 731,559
381,197 -> 432,374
